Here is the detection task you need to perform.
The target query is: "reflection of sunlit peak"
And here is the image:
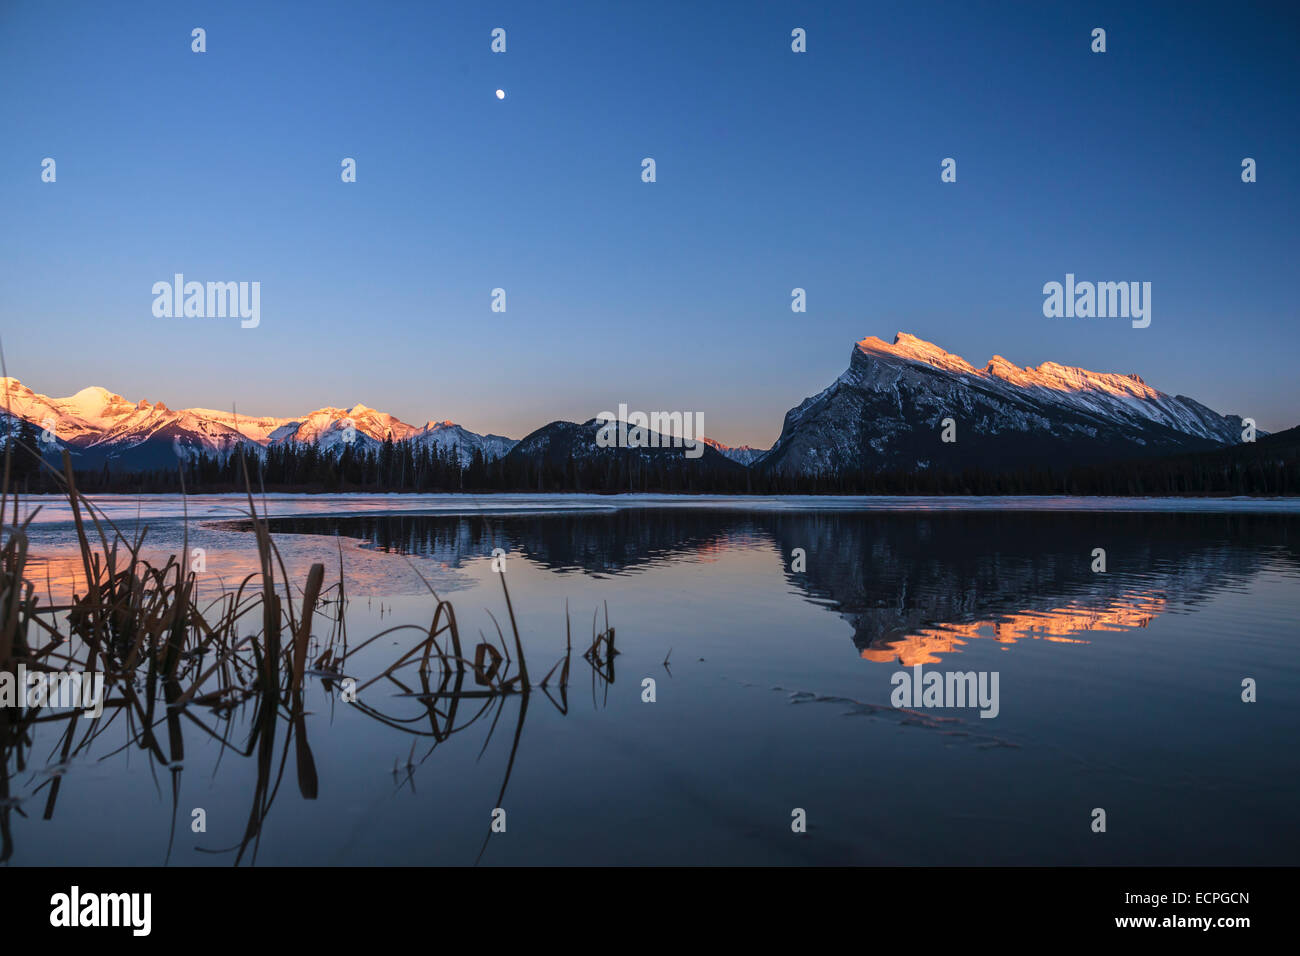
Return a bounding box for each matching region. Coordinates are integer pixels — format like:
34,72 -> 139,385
861,633 -> 968,666
859,593 -> 1165,666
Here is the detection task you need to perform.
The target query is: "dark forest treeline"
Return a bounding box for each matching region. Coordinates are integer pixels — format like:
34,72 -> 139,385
4,424 -> 1298,497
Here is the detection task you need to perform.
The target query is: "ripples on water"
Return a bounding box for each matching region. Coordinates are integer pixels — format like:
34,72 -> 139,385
6,496 -> 1298,865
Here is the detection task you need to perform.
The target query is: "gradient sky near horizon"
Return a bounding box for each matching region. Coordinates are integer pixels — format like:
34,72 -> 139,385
1,0 -> 1297,445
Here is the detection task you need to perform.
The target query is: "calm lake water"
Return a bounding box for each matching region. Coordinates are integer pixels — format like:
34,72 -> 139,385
6,494 -> 1299,865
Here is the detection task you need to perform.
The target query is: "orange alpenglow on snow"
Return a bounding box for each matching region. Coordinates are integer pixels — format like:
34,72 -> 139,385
854,332 -> 1160,399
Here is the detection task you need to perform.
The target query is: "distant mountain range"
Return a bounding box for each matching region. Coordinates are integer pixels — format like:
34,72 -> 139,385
701,438 -> 768,466
0,379 -> 516,470
0,331 -> 1266,477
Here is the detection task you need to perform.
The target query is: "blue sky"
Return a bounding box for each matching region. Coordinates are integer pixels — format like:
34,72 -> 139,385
1,0 -> 1296,445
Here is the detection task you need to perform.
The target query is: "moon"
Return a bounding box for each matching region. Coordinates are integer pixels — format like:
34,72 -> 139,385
495,89 -> 505,100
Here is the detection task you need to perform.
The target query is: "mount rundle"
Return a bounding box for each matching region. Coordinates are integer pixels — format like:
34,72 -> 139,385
757,333 -> 1251,476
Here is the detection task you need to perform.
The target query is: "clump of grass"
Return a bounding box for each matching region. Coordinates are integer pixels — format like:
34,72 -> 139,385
0,428 -> 598,863
0,440 -> 575,697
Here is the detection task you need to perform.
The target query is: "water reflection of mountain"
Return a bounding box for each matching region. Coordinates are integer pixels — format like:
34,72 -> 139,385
249,510 -> 1300,663
767,511 -> 1298,663
248,511 -> 766,575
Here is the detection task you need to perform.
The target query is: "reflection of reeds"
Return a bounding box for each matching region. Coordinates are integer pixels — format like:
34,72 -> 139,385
583,602 -> 618,706
0,435 -> 607,864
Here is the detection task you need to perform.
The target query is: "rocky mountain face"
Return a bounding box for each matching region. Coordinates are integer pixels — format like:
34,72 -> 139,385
757,333 -> 1251,477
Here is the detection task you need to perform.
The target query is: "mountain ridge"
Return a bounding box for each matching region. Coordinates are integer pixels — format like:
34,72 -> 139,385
758,332 -> 1254,476
0,331 -> 1266,476
0,377 -> 521,469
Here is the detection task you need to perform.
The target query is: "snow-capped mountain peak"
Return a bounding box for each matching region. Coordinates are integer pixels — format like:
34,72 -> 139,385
762,330 -> 1255,476
701,437 -> 769,466
855,332 -> 979,376
0,377 -> 517,469
855,333 -> 1167,405
65,385 -> 129,416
